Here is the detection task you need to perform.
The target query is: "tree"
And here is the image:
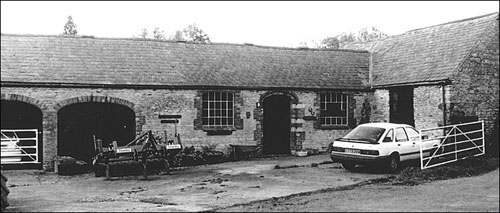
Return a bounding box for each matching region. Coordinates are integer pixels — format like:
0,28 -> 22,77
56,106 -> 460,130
316,36 -> 340,49
170,30 -> 184,41
152,27 -> 165,40
169,23 -> 210,43
356,27 -> 387,42
63,15 -> 78,35
313,27 -> 388,49
183,23 -> 210,43
138,28 -> 149,39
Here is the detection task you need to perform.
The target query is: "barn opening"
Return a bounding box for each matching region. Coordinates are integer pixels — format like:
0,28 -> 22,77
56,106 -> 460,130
390,87 -> 415,126
57,102 -> 136,163
263,95 -> 291,155
1,100 -> 43,169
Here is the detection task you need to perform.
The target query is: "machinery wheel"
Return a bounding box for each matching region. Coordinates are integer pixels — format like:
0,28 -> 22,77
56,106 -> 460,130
342,162 -> 356,171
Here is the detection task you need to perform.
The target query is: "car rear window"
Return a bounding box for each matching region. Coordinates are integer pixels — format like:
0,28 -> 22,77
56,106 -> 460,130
339,126 -> 386,144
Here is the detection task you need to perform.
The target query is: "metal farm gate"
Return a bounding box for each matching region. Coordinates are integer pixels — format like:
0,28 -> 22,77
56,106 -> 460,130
419,121 -> 485,170
1,129 -> 39,164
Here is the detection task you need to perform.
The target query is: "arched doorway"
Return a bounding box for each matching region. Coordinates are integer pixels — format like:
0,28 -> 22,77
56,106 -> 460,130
1,100 -> 43,167
57,102 -> 135,163
263,95 -> 291,155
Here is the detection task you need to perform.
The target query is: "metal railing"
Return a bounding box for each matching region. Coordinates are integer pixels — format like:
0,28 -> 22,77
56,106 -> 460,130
1,129 -> 39,164
419,120 -> 485,170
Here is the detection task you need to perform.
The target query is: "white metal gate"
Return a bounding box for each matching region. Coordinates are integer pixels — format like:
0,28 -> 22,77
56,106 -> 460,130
419,120 -> 485,170
1,129 -> 39,164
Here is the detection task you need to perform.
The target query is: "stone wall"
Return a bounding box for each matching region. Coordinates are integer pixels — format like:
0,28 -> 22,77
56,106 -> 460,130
1,87 -> 372,170
447,17 -> 499,151
369,89 -> 390,123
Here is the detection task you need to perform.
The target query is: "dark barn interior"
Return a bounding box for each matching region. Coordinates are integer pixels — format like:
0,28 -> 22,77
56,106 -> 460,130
57,103 -> 136,163
263,95 -> 291,155
1,100 -> 43,168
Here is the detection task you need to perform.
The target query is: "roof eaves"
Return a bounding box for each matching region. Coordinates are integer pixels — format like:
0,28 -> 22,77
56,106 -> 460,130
1,81 -> 372,91
372,79 -> 451,89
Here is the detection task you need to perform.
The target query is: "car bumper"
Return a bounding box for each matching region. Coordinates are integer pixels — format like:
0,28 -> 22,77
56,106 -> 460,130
330,151 -> 389,165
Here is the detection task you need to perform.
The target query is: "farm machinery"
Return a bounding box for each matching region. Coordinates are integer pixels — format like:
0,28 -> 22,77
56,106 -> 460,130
92,130 -> 182,180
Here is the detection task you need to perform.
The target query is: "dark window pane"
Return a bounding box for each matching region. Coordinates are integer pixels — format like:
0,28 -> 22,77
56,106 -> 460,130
216,110 -> 221,116
209,118 -> 215,125
222,92 -> 227,101
222,119 -> 227,125
202,92 -> 208,100
209,102 -> 215,108
228,102 -> 233,109
202,118 -> 208,125
202,101 -> 208,109
215,102 -> 221,109
215,118 -> 221,125
209,92 -> 214,99
202,110 -> 208,117
228,93 -> 233,101
215,92 -> 221,99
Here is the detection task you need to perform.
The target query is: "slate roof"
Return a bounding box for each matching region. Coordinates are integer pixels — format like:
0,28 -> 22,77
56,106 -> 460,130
343,12 -> 499,88
1,34 -> 370,90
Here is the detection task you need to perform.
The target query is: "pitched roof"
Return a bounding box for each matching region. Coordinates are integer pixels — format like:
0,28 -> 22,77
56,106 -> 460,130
1,34 -> 370,90
343,12 -> 499,88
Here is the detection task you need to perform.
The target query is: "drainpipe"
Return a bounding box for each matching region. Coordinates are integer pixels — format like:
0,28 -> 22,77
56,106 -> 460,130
442,84 -> 447,126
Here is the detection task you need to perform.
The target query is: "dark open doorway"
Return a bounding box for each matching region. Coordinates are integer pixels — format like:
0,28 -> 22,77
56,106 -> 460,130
57,103 -> 135,163
1,100 -> 43,169
263,95 -> 291,155
390,87 -> 414,126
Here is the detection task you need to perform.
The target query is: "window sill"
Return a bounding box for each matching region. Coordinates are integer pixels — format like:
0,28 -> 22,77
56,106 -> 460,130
317,125 -> 351,130
202,126 -> 236,135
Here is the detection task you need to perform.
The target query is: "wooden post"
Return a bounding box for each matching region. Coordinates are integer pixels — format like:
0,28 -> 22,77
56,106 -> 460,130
105,158 -> 110,180
142,154 -> 148,180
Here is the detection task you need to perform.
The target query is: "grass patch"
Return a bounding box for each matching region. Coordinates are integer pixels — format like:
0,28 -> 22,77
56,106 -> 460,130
391,155 -> 499,186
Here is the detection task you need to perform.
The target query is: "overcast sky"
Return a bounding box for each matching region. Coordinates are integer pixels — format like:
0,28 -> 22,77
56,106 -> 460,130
1,1 -> 499,47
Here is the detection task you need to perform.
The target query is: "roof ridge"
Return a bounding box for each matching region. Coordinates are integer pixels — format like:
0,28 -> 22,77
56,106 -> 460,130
406,12 -> 498,34
0,33 -> 368,53
448,11 -> 499,82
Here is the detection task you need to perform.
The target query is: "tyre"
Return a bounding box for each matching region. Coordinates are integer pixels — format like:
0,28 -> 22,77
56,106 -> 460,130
386,153 -> 400,173
342,162 -> 356,171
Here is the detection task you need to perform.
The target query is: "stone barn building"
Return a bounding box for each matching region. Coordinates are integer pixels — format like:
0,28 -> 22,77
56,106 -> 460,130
344,12 -> 499,153
1,12 -> 498,170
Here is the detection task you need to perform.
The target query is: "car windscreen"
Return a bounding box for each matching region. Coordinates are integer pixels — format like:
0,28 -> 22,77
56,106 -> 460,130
337,126 -> 386,144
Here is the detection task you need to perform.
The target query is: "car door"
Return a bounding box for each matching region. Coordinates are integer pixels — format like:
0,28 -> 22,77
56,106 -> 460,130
394,127 -> 414,161
379,128 -> 397,156
404,127 -> 423,159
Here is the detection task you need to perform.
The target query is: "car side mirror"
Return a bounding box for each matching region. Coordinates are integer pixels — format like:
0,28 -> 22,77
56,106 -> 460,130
421,135 -> 429,140
382,137 -> 392,142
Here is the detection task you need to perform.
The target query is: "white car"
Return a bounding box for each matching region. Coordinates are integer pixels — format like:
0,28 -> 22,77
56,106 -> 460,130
329,123 -> 441,173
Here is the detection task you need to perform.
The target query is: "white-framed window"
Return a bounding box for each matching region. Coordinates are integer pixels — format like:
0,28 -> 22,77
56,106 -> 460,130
320,93 -> 348,125
202,91 -> 234,127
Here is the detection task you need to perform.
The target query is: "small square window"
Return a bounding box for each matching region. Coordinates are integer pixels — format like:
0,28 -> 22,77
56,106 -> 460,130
319,93 -> 348,126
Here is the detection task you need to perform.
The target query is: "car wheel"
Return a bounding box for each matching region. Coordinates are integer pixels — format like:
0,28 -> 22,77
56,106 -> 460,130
386,154 -> 399,173
342,162 -> 356,171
